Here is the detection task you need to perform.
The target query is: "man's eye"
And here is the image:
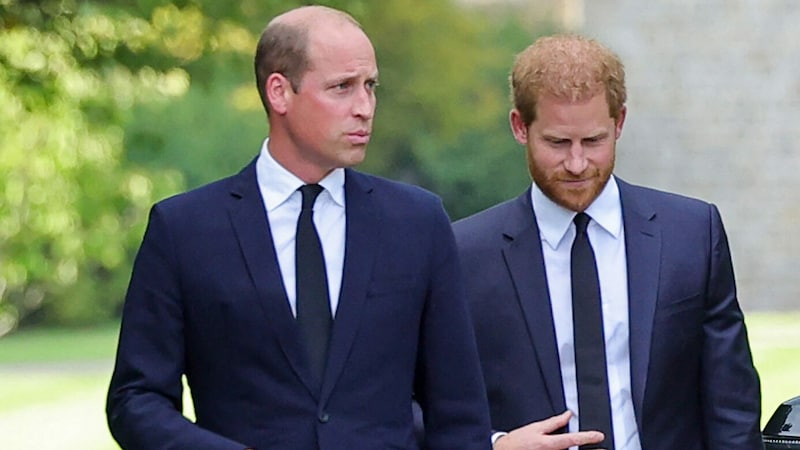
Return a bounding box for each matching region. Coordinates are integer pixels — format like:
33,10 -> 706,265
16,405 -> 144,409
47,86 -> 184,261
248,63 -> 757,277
366,80 -> 379,90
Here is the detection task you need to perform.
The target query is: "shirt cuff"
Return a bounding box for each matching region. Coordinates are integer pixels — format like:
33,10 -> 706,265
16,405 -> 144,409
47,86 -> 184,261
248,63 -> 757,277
491,431 -> 508,445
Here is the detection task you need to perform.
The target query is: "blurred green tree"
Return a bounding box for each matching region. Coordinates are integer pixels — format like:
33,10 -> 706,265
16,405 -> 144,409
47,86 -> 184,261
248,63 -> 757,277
361,3 -> 544,218
0,0 -> 187,332
124,0 -> 542,216
1,0 -> 549,332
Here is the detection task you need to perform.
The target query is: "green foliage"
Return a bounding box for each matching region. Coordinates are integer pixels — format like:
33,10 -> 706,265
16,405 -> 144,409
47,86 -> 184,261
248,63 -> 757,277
363,6 -> 559,219
1,0 -> 551,330
0,0 -> 184,332
124,0 -> 544,216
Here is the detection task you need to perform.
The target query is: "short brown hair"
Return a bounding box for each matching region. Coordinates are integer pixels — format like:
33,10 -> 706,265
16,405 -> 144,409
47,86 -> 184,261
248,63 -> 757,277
253,6 -> 362,115
510,34 -> 626,126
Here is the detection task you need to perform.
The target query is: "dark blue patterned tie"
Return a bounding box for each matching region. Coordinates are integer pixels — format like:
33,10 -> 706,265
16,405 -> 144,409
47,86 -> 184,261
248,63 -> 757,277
571,213 -> 615,450
296,184 -> 331,390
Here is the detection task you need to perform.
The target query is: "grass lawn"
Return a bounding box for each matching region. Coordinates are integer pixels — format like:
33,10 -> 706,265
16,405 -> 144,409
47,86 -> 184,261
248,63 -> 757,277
0,323 -> 120,363
0,325 -> 120,449
0,312 -> 797,449
0,323 -> 120,413
746,312 -> 800,420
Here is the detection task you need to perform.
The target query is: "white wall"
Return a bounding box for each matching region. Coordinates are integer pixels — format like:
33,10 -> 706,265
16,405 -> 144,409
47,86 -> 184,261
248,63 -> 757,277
580,0 -> 800,310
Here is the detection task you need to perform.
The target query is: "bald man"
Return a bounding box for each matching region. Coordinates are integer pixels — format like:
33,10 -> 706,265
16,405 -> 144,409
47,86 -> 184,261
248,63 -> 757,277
106,6 -> 491,449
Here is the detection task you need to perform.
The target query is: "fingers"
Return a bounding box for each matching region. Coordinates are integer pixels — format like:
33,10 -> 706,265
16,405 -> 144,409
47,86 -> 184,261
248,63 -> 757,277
548,430 -> 605,448
528,410 -> 572,433
526,411 -> 604,448
506,412 -> 605,450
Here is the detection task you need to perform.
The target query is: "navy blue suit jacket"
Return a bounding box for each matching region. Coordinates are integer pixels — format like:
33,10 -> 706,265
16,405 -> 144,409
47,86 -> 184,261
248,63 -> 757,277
107,160 -> 491,449
453,178 -> 763,450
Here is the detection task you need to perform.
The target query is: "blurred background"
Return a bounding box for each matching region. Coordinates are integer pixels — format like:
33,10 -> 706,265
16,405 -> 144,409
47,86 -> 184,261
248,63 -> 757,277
1,0 -> 797,448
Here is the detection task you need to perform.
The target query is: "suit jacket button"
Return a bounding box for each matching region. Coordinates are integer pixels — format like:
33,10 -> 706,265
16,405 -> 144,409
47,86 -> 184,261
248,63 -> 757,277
318,412 -> 330,423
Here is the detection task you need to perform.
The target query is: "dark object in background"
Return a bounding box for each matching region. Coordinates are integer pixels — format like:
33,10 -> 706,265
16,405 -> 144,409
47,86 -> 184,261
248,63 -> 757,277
764,395 -> 800,449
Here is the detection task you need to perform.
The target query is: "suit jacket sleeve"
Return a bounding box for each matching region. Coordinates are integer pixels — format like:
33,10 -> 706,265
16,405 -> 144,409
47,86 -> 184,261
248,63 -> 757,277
702,204 -> 763,449
106,205 -> 246,450
414,199 -> 492,450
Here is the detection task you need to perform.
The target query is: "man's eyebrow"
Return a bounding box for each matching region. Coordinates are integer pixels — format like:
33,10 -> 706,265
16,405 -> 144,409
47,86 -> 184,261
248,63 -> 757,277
584,131 -> 610,139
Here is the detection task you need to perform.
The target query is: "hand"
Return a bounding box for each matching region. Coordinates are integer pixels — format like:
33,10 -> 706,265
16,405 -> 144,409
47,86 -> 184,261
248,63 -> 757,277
493,410 -> 604,450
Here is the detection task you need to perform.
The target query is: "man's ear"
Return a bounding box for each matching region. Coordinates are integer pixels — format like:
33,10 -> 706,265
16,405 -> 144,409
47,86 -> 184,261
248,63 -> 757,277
266,73 -> 292,115
509,109 -> 530,144
615,105 -> 627,139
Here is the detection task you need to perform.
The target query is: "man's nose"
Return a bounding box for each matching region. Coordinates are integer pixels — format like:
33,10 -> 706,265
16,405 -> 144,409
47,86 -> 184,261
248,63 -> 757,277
352,87 -> 375,119
564,145 -> 588,174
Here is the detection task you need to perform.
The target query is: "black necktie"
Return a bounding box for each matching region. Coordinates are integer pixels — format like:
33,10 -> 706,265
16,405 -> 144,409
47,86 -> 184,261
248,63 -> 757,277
571,213 -> 615,450
295,184 -> 332,389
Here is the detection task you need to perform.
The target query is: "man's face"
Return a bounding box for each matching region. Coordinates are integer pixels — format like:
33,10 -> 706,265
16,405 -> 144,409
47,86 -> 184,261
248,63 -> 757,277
510,92 -> 625,212
281,22 -> 378,180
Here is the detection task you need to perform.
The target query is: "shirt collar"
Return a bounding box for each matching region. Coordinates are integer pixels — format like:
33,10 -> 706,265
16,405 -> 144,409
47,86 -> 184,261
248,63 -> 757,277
531,175 -> 623,250
256,138 -> 346,212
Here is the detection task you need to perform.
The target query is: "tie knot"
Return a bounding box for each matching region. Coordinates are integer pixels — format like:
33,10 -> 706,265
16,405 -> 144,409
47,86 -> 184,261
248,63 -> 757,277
299,184 -> 323,210
573,212 -> 591,235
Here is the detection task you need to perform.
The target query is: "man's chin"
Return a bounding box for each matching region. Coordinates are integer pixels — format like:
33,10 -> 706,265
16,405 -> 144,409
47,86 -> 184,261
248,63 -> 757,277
339,148 -> 367,167
551,191 -> 596,213
557,180 -> 609,212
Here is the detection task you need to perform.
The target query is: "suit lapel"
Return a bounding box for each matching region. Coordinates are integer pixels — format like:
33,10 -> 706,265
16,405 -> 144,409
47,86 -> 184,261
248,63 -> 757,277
502,190 -> 567,413
227,160 -> 318,397
618,180 -> 660,426
320,170 -> 378,402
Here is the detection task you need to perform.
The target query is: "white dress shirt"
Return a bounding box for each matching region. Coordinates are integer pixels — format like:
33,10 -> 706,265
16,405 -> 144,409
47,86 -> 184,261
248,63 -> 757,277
531,176 -> 642,450
255,138 -> 346,317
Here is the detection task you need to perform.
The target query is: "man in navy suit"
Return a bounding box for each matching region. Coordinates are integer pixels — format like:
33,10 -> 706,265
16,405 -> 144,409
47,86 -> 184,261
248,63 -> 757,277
106,5 -> 490,449
454,35 -> 763,449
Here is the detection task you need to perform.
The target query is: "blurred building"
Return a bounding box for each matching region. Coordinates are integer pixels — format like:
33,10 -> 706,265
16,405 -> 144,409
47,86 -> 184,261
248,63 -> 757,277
461,0 -> 800,311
